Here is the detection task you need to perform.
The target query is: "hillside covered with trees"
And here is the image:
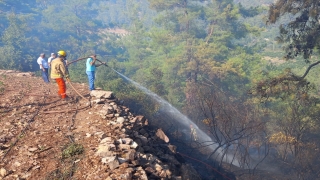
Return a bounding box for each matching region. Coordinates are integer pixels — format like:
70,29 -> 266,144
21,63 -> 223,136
0,0 -> 320,179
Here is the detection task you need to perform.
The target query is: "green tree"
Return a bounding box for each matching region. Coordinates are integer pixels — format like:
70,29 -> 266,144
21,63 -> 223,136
146,0 -> 262,105
0,13 -> 35,70
0,0 -> 36,13
268,0 -> 320,60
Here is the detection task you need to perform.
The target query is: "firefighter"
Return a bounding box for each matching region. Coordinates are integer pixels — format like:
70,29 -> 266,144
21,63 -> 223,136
85,54 -> 105,91
50,50 -> 69,100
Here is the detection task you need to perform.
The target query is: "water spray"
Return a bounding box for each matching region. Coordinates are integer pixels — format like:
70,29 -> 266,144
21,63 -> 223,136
111,69 -> 240,167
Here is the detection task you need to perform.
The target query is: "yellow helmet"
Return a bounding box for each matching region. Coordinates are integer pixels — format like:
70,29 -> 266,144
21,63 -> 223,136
57,50 -> 67,57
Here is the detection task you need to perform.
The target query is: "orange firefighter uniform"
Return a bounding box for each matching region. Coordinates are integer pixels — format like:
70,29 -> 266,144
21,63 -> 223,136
50,51 -> 69,99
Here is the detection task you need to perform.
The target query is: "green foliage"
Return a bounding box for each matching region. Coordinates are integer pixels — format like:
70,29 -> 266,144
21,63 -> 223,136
238,3 -> 263,17
0,80 -> 4,93
62,143 -> 84,159
0,13 -> 39,70
267,0 -> 320,60
68,62 -> 87,83
0,0 -> 36,13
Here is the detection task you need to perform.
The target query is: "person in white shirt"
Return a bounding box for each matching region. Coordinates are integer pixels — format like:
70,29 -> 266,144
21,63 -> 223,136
48,53 -> 56,67
37,53 -> 50,83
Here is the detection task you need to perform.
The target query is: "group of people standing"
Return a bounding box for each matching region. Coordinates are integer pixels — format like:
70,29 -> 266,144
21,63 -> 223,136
37,51 -> 104,100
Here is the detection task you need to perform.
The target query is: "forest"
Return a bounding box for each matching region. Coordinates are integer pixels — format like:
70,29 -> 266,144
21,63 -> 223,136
0,0 -> 320,179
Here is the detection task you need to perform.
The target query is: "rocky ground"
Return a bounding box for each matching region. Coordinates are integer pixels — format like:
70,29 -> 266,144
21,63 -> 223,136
0,70 -> 202,180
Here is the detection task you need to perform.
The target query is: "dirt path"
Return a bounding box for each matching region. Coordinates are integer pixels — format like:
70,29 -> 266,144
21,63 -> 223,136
0,72 -> 122,179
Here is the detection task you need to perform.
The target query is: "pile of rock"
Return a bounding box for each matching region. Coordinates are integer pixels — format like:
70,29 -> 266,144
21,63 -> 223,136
89,90 -> 202,180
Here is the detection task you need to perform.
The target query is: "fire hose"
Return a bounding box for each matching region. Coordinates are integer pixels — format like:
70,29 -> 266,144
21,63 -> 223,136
66,78 -> 92,107
67,56 -> 109,67
40,77 -> 93,113
40,78 -> 93,114
67,56 -> 109,68
66,57 -> 89,66
96,59 -> 109,67
41,56 -> 109,113
65,56 -> 109,104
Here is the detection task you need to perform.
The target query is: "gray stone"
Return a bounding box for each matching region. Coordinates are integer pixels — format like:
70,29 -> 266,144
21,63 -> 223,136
130,118 -> 137,123
132,160 -> 139,166
16,72 -> 34,77
90,90 -> 113,99
112,104 -> 118,109
109,144 -> 116,151
159,170 -> 167,178
28,147 -> 38,152
102,156 -> 112,164
130,141 -> 138,149
166,169 -> 172,177
99,105 -> 114,116
138,135 -> 148,145
116,138 -> 123,144
122,138 -> 132,145
168,144 -> 177,153
94,132 -> 107,139
137,147 -> 144,153
139,128 -> 147,135
156,129 -> 169,143
106,114 -> 114,118
103,156 -> 119,170
154,163 -> 163,172
99,109 -> 110,116
118,144 -> 131,150
100,137 -> 112,144
0,168 -> 7,177
118,157 -> 127,164
96,144 -> 112,157
173,176 -> 182,180
139,169 -> 148,180
92,99 -> 105,104
116,117 -> 125,124
125,150 -> 135,161
0,135 -> 6,143
119,172 -> 132,179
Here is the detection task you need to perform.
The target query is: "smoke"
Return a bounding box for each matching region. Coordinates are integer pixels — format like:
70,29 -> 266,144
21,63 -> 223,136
112,69 -> 240,167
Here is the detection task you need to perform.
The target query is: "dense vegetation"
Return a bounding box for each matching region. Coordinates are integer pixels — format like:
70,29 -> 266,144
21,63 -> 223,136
0,0 -> 320,179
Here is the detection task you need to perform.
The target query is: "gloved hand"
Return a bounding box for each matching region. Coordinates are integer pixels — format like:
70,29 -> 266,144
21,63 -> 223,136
65,75 -> 70,81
